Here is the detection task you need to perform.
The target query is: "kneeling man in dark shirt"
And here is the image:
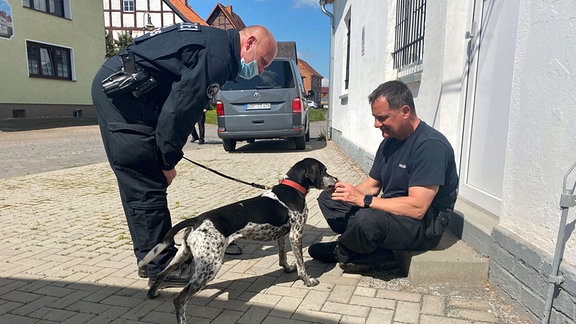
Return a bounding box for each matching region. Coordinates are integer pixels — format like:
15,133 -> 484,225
309,80 -> 459,273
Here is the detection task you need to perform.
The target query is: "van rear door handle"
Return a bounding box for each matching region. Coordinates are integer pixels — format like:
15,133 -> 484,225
252,120 -> 264,124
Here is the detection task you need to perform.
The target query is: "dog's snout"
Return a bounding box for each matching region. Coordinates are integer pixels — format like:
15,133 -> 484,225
322,175 -> 338,192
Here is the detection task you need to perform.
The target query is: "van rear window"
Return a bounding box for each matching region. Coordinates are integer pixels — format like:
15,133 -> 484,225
221,60 -> 295,90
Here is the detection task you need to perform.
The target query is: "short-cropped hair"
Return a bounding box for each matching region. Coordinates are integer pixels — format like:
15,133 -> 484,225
368,80 -> 415,112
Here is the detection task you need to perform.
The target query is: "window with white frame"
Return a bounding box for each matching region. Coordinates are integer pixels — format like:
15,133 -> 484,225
392,0 -> 426,72
123,0 -> 135,12
27,41 -> 72,80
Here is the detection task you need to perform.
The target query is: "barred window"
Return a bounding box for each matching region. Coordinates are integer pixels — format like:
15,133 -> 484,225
392,0 -> 426,71
23,0 -> 65,18
27,41 -> 72,80
123,0 -> 135,12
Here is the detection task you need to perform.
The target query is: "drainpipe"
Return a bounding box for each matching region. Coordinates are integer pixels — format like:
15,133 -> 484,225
542,161 -> 576,323
319,0 -> 334,140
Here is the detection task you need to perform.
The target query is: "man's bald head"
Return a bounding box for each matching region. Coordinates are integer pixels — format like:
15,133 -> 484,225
238,25 -> 278,74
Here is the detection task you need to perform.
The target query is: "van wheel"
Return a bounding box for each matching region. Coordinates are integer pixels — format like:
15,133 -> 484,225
294,135 -> 306,150
223,139 -> 236,152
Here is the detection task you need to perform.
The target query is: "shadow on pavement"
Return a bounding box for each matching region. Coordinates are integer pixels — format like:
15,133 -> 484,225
0,117 -> 99,132
230,138 -> 328,153
0,274 -> 338,323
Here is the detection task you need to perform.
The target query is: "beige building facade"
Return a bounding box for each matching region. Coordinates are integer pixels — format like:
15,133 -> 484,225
0,0 -> 105,119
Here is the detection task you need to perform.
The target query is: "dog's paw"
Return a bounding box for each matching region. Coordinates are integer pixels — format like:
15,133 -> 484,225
303,277 -> 320,287
147,288 -> 160,299
282,264 -> 297,273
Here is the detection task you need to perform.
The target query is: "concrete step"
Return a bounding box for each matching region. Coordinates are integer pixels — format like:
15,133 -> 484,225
449,198 -> 500,257
394,231 -> 489,285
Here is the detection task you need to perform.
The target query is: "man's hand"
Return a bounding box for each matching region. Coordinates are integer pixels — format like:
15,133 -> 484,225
162,169 -> 177,186
331,181 -> 364,207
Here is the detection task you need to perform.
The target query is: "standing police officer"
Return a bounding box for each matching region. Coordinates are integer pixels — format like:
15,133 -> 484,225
91,24 -> 277,287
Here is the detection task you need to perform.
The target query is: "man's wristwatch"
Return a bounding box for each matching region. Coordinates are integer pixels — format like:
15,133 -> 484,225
363,195 -> 373,208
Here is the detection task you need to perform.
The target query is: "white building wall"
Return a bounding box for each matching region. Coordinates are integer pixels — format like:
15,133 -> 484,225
123,13 -> 135,27
103,0 -> 186,40
416,0 -> 471,158
330,1 -> 395,155
502,0 -> 576,260
329,0 -> 471,163
136,0 -> 148,11
151,1 -> 162,11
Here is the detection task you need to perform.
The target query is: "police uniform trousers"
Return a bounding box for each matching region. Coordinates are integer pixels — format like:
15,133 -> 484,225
91,57 -> 176,278
317,190 -> 440,258
191,111 -> 206,140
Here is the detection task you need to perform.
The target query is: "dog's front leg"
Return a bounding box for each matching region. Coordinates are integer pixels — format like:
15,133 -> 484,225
289,213 -> 319,287
278,236 -> 296,273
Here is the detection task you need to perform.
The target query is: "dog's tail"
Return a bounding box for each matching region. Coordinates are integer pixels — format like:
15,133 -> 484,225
138,241 -> 171,269
137,215 -> 204,269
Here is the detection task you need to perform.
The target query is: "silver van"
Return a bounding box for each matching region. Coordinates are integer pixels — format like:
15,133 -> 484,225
215,57 -> 310,152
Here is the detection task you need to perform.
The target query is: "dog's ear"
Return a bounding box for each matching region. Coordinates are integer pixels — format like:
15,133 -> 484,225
304,161 -> 322,187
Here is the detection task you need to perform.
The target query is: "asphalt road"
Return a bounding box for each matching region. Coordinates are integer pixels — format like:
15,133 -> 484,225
0,118 -> 329,179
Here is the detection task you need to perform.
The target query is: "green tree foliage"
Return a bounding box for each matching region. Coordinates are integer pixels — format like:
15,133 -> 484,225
105,31 -> 116,58
115,31 -> 133,52
105,30 -> 134,58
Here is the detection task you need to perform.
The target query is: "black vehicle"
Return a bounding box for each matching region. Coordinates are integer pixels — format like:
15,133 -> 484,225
215,57 -> 310,152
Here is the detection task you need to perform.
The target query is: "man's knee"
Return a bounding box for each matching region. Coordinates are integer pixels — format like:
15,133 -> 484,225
344,213 -> 377,238
317,190 -> 332,209
318,190 -> 359,234
317,190 -> 352,217
338,211 -> 389,254
326,218 -> 347,234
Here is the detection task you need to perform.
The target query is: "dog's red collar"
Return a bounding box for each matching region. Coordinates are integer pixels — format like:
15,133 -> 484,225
279,179 -> 308,195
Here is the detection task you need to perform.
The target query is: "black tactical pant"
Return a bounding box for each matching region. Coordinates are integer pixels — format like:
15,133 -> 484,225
317,190 -> 441,258
91,58 -> 176,278
190,111 -> 206,140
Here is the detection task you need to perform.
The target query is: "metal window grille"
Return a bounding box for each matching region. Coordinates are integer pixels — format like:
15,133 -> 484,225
392,0 -> 426,70
12,110 -> 26,118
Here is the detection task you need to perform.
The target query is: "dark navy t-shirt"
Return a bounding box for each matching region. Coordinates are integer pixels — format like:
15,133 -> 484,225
369,121 -> 459,212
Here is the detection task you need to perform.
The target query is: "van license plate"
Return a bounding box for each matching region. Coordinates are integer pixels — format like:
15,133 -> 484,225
245,103 -> 271,110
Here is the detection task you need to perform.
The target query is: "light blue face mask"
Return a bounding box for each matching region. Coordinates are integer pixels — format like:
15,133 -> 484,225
238,44 -> 259,80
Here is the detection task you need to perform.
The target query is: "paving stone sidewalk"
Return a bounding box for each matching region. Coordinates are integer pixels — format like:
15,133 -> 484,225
0,133 -> 531,323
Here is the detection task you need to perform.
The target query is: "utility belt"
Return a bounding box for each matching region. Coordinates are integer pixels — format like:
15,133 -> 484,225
424,208 -> 452,240
101,51 -> 157,98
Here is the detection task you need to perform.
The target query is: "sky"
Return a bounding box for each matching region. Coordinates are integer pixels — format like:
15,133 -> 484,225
0,0 -> 12,15
187,0 -> 332,78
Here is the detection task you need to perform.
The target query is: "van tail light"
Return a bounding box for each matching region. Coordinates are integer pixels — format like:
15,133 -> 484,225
292,97 -> 302,113
216,100 -> 224,116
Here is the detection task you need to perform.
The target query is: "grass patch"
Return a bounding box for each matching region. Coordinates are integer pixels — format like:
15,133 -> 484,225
205,108 -> 326,124
309,108 -> 327,122
206,110 -> 217,124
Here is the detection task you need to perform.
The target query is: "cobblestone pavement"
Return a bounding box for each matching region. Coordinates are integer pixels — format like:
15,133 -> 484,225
0,123 -> 532,323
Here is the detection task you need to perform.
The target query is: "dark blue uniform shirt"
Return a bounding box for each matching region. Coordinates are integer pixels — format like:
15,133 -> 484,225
369,121 -> 459,212
127,24 -> 240,170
